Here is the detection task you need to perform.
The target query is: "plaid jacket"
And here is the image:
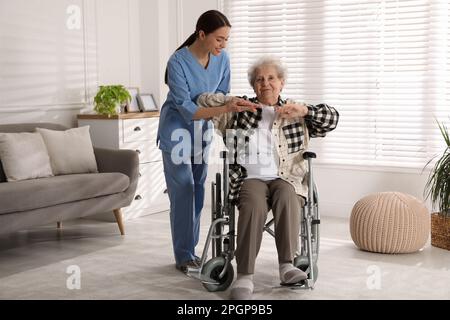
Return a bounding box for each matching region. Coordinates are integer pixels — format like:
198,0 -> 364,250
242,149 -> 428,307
197,93 -> 339,204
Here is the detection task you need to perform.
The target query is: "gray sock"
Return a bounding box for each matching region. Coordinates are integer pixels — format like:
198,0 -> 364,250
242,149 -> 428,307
279,263 -> 307,284
230,274 -> 254,300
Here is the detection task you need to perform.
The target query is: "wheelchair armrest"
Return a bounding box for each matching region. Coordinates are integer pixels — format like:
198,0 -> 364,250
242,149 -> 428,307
303,152 -> 317,160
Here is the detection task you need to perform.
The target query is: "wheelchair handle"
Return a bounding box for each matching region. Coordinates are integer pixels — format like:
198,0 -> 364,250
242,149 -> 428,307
220,151 -> 229,202
303,152 -> 317,159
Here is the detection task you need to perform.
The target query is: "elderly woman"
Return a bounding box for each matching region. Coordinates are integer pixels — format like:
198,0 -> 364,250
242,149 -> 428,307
197,56 -> 339,300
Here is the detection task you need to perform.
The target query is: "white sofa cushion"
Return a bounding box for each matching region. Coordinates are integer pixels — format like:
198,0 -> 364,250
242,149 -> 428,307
0,132 -> 54,182
36,126 -> 98,175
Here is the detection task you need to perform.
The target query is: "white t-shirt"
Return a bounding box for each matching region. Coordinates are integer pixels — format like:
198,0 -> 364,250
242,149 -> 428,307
239,106 -> 280,181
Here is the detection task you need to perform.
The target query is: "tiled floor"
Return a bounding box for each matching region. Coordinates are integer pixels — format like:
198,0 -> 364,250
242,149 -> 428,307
0,211 -> 449,300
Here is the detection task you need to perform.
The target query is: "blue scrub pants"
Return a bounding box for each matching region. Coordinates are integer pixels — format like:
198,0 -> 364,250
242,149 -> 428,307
162,151 -> 208,266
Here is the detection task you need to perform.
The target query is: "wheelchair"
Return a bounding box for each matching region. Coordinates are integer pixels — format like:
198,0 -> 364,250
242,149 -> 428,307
186,150 -> 320,292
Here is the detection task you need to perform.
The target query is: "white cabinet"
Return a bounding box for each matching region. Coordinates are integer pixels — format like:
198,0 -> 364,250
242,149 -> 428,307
77,112 -> 169,220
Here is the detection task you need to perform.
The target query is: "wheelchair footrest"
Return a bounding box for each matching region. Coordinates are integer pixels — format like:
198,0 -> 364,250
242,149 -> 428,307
279,280 -> 307,288
312,219 -> 320,225
186,268 -> 220,285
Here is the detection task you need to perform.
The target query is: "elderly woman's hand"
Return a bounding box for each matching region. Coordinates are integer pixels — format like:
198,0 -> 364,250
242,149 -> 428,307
225,97 -> 260,113
276,103 -> 308,119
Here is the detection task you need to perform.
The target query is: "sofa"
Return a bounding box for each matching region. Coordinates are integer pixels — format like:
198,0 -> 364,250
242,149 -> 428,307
0,123 -> 139,235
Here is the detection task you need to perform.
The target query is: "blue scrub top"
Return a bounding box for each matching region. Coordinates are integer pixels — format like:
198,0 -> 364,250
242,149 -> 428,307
157,47 -> 230,155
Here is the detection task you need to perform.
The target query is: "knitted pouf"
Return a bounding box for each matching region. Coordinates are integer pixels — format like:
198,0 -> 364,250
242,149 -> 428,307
350,192 -> 430,253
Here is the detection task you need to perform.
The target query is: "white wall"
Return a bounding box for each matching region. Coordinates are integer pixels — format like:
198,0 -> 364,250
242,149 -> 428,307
0,0 -> 432,218
0,0 -> 98,128
140,0 -> 220,107
96,0 -> 218,111
0,0 -> 218,126
314,165 -> 432,218
180,0 -> 221,40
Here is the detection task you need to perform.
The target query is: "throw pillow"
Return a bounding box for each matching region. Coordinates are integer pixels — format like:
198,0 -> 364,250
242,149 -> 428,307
0,132 -> 54,182
36,126 -> 98,175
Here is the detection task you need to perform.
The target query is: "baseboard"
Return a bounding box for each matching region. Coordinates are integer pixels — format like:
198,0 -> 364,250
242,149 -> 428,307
85,206 -> 169,222
318,202 -> 354,219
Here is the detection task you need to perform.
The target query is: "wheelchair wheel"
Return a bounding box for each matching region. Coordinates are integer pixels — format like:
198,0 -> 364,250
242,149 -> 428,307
201,257 -> 234,292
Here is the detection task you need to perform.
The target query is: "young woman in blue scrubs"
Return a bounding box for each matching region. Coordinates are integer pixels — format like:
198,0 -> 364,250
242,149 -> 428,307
157,10 -> 258,273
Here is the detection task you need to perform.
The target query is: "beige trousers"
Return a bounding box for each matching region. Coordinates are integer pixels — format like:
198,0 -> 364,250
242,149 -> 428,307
235,178 -> 305,274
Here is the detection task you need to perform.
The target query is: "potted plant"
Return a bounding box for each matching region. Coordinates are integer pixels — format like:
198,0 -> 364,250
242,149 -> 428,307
424,121 -> 450,250
93,85 -> 131,116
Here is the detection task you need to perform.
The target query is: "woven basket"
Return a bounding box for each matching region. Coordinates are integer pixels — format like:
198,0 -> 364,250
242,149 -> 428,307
431,213 -> 450,251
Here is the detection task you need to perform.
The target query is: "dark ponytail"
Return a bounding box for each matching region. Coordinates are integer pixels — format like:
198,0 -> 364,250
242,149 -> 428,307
176,32 -> 198,53
165,10 -> 231,84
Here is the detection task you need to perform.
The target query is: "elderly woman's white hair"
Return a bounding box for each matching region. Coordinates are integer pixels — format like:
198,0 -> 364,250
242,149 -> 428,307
247,56 -> 288,87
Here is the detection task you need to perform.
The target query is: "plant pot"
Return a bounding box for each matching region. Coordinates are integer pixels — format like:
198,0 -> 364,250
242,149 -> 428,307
431,212 -> 450,250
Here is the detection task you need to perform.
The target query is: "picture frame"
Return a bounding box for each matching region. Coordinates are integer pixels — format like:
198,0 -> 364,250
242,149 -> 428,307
137,93 -> 158,112
126,87 -> 140,113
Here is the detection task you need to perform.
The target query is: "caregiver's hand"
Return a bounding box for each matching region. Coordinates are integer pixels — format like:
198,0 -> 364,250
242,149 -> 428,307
225,97 -> 261,113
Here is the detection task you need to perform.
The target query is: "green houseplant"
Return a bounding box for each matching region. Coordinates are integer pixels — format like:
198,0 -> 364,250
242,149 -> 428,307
424,121 -> 450,250
93,85 -> 131,116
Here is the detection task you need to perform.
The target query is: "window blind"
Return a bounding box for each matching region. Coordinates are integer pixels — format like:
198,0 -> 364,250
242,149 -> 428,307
221,0 -> 450,170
